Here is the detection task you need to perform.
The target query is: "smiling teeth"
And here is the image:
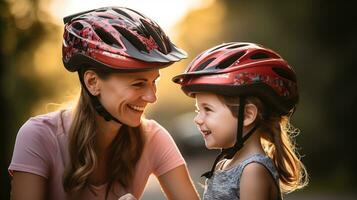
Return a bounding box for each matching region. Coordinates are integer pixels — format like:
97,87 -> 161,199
202,130 -> 211,135
129,105 -> 145,112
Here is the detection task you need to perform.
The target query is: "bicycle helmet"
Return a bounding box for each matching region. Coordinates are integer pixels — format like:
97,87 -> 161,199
62,7 -> 187,124
62,6 -> 187,72
173,42 -> 298,178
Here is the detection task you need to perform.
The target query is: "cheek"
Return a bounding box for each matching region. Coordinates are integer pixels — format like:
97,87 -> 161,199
212,114 -> 237,144
100,83 -> 126,107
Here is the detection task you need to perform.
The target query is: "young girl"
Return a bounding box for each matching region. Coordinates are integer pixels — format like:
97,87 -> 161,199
8,7 -> 199,200
173,42 -> 308,199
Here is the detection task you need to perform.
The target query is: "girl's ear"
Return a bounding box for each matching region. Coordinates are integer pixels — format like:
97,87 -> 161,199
83,70 -> 101,96
243,103 -> 258,126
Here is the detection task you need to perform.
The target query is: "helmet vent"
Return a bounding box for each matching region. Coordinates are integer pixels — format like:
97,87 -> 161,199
94,28 -> 122,48
113,26 -> 147,52
272,67 -> 296,82
227,44 -> 248,49
95,9 -> 107,12
250,52 -> 271,59
112,8 -> 134,20
216,51 -> 245,69
209,43 -> 232,53
97,15 -> 113,19
163,35 -> 172,52
141,19 -> 167,54
195,57 -> 216,71
72,22 -> 83,30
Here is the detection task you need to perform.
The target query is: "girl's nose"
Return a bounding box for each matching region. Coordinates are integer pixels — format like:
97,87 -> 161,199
194,113 -> 204,125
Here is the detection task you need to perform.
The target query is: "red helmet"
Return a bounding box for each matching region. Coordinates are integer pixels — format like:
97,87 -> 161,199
62,7 -> 187,72
173,42 -> 298,115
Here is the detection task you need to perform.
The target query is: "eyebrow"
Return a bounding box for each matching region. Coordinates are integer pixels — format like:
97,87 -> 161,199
196,102 -> 213,108
134,74 -> 160,82
202,103 -> 212,107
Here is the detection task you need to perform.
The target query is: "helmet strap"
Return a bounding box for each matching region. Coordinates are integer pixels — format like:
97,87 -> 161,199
201,96 -> 261,179
78,72 -> 123,125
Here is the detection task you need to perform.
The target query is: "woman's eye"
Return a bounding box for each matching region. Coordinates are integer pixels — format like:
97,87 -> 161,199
132,82 -> 145,87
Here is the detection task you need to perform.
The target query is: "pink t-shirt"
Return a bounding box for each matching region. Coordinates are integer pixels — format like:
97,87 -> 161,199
9,109 -> 185,200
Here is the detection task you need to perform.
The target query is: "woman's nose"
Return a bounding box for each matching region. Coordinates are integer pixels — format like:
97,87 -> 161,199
142,86 -> 157,103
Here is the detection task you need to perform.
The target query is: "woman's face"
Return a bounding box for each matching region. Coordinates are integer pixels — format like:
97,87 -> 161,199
97,70 -> 160,127
194,93 -> 238,149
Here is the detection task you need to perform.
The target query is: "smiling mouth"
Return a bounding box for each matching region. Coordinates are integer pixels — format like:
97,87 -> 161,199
201,130 -> 212,136
127,104 -> 145,112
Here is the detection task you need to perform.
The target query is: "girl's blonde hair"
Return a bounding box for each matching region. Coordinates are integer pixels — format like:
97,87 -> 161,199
220,95 -> 308,194
63,69 -> 144,198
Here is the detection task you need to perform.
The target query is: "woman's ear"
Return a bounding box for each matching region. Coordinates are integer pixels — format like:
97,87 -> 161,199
83,70 -> 101,96
243,103 -> 258,126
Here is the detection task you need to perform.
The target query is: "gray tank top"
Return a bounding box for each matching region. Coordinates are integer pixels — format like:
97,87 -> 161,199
202,154 -> 280,200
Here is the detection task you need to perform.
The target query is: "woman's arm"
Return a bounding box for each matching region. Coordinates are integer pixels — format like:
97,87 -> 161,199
158,164 -> 200,200
11,171 -> 47,200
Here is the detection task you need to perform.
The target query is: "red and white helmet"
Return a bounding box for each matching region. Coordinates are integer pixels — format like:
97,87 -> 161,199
62,7 -> 187,72
173,42 -> 298,115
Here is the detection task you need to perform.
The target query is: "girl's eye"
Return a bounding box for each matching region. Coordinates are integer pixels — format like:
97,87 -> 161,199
204,107 -> 212,112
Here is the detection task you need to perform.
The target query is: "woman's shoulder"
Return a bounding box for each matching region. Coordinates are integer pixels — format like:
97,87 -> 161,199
141,119 -> 176,145
19,109 -> 69,138
141,119 -> 168,136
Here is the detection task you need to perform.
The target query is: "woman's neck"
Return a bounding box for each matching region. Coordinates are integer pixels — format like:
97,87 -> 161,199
95,114 -> 123,153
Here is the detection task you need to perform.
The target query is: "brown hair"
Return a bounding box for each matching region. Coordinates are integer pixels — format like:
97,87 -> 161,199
219,95 -> 308,193
63,69 -> 144,198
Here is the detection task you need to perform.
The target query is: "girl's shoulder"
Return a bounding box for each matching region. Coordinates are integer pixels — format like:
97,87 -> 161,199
239,154 -> 279,180
239,154 -> 280,199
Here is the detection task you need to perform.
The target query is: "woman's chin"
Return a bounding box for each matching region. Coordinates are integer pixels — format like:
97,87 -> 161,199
124,117 -> 142,127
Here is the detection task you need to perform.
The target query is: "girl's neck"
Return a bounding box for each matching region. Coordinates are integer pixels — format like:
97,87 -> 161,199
224,130 -> 265,169
95,114 -> 123,153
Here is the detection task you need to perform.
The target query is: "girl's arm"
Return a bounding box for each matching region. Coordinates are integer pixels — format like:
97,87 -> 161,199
239,163 -> 278,200
158,164 -> 200,200
11,171 -> 47,200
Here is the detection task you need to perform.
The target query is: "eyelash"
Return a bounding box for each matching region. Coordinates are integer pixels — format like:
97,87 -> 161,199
195,107 -> 212,113
132,82 -> 145,87
132,80 -> 157,87
204,107 -> 212,112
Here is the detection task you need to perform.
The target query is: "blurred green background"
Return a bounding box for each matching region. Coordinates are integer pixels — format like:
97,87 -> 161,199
1,0 -> 356,199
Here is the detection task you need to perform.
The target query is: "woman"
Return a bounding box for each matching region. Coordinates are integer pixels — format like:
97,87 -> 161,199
9,7 -> 199,200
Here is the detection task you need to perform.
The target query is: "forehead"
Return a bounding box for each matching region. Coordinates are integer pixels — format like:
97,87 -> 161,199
195,93 -> 222,104
111,70 -> 160,80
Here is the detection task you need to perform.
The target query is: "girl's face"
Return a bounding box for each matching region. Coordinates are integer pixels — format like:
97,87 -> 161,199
98,70 -> 160,127
194,93 -> 238,149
